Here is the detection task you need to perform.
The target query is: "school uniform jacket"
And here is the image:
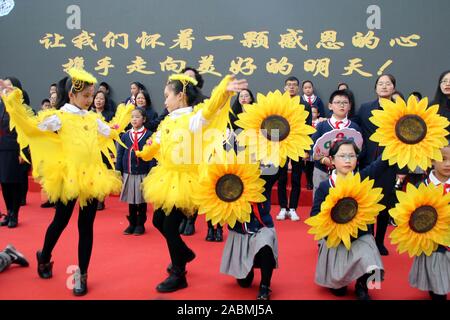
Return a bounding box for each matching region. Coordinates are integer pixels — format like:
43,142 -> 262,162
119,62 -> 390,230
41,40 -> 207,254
116,127 -> 155,175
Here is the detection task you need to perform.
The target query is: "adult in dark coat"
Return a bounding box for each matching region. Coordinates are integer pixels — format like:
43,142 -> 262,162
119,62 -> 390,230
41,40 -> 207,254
0,76 -> 30,228
353,74 -> 403,255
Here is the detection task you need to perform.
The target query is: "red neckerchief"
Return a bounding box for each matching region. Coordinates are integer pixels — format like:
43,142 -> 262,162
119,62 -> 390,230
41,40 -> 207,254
251,203 -> 265,227
130,127 -> 147,164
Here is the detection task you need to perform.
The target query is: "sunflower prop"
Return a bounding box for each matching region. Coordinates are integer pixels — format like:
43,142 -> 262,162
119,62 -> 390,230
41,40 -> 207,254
369,96 -> 449,171
389,183 -> 450,257
235,90 -> 315,167
305,173 -> 385,250
194,150 -> 266,228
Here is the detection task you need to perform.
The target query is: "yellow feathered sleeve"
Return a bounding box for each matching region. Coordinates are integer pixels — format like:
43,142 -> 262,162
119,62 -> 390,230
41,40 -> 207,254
197,75 -> 234,120
135,135 -> 160,161
97,103 -> 135,168
195,75 -> 235,170
2,89 -> 62,176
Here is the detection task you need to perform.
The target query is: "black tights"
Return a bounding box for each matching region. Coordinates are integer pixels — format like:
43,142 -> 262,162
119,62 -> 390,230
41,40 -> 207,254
129,203 -> 147,215
153,208 -> 194,268
1,183 -> 21,214
254,245 -> 276,287
40,199 -> 98,274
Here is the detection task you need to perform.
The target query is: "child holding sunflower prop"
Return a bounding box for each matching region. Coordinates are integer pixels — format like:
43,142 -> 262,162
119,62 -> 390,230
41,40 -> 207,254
389,143 -> 450,300
0,68 -> 133,296
136,74 -> 248,293
194,146 -> 278,300
306,138 -> 398,300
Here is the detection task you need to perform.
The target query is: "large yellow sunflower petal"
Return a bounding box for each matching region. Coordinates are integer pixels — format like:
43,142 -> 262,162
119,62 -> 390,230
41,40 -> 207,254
389,183 -> 450,256
370,96 -> 449,171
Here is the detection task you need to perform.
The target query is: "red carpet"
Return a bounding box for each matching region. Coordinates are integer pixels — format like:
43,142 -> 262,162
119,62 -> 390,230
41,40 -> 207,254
0,190 -> 429,300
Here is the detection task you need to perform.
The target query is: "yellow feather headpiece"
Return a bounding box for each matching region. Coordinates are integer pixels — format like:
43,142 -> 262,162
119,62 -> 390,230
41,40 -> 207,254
67,68 -> 97,92
167,74 -> 198,95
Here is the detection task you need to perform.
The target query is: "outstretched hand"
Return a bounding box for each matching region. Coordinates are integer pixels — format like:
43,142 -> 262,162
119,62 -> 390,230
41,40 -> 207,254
226,76 -> 248,93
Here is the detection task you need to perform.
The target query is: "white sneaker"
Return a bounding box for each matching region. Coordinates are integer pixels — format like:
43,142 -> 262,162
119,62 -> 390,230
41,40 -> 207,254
276,208 -> 287,220
289,209 -> 300,221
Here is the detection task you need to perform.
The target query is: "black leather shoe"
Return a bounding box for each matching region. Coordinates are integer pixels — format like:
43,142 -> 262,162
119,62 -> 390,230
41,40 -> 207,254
133,225 -> 145,235
236,269 -> 254,288
215,227 -> 223,242
0,212 -> 10,226
8,211 -> 18,228
5,245 -> 29,267
257,284 -> 272,300
157,266 -> 187,293
429,291 -> 447,301
183,218 -> 195,236
355,281 -> 371,300
36,251 -> 53,279
205,227 -> 215,241
97,201 -> 105,211
73,272 -> 88,296
330,286 -> 347,297
178,217 -> 187,234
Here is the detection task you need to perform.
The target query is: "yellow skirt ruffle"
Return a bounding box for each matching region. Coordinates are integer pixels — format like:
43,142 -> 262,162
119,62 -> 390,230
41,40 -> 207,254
141,165 -> 199,216
36,161 -> 122,207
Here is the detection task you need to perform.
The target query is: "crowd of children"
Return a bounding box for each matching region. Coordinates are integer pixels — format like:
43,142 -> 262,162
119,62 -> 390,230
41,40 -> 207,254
0,67 -> 449,301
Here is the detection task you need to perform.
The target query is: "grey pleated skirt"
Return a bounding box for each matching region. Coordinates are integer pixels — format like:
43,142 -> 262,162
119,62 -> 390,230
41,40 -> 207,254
220,227 -> 279,279
315,234 -> 384,289
409,251 -> 450,295
120,173 -> 146,204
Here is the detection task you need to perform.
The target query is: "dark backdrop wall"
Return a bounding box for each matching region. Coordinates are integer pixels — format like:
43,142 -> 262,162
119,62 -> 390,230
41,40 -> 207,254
0,0 -> 448,112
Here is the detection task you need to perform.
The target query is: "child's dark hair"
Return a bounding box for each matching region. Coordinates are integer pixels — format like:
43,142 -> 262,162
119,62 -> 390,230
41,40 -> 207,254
131,81 -> 146,91
328,90 -> 351,104
302,80 -> 314,88
56,76 -> 95,109
99,81 -> 110,92
132,107 -> 147,121
181,67 -> 204,89
410,91 -> 422,100
392,90 -> 405,101
337,82 -> 349,90
311,105 -> 319,113
41,98 -> 50,105
329,139 -> 361,158
166,79 -> 201,106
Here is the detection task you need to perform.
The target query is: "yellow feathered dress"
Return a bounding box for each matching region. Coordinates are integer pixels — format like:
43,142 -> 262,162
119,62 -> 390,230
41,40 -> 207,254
2,88 -> 133,207
137,75 -> 235,216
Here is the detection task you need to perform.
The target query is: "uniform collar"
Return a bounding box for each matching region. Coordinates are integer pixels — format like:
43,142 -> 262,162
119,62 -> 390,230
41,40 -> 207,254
61,103 -> 88,115
429,170 -> 450,185
169,106 -> 193,119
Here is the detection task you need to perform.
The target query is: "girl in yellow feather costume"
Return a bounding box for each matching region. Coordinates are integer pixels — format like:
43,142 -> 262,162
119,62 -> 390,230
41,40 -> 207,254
0,68 -> 133,296
136,74 -> 248,293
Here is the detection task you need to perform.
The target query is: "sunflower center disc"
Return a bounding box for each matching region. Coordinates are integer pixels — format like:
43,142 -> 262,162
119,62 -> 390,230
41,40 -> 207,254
331,197 -> 358,224
261,115 -> 291,141
395,115 -> 427,144
409,205 -> 438,233
215,174 -> 244,202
